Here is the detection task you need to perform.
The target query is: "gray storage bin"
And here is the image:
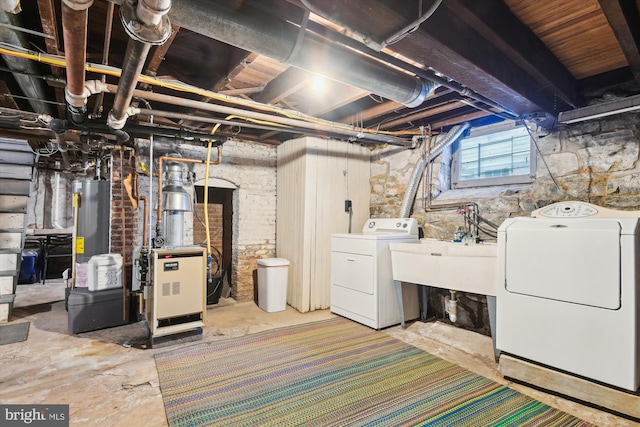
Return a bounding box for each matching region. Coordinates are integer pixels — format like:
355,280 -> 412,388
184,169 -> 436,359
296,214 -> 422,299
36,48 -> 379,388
67,287 -> 129,334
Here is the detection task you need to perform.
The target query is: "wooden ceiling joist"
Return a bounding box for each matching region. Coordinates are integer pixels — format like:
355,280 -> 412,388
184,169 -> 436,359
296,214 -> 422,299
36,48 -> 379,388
255,66 -> 312,105
444,0 -> 578,108
598,0 -> 640,85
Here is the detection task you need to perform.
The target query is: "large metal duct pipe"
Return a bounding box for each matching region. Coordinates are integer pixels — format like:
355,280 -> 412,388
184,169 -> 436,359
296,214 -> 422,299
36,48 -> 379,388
61,0 -> 93,124
107,0 -> 171,130
0,8 -> 52,115
399,122 -> 471,218
168,0 -> 436,108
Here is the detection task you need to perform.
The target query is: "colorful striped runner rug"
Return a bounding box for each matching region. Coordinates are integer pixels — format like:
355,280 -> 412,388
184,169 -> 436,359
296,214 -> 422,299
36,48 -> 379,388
154,317 -> 591,427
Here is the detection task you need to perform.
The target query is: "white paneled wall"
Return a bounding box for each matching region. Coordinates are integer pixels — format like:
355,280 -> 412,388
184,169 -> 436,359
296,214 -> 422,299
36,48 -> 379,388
277,137 -> 370,312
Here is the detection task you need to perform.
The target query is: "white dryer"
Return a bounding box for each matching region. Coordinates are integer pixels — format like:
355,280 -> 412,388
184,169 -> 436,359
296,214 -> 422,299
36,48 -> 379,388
331,218 -> 420,329
497,201 -> 640,391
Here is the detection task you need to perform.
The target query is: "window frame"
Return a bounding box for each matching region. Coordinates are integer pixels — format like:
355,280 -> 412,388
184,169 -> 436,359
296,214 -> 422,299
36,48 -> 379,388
451,121 -> 536,189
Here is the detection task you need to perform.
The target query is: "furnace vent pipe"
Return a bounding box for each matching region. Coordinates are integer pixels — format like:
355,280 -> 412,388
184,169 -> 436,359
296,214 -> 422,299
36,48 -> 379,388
399,122 -> 470,218
167,0 -> 436,108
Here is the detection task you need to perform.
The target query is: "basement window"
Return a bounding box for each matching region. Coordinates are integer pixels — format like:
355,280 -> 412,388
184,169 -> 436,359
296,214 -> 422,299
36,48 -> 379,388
451,122 -> 535,188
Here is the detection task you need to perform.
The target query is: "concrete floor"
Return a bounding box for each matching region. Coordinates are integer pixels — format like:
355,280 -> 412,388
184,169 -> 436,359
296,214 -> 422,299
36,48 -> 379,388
1,280 -> 638,426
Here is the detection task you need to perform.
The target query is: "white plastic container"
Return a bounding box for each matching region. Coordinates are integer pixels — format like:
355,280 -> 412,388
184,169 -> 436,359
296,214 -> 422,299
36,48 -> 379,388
87,254 -> 122,291
257,258 -> 289,312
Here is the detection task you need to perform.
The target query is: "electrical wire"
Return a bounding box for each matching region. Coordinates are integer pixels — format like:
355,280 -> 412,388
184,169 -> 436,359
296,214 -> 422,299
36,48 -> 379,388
524,123 -> 565,195
204,122 -> 223,259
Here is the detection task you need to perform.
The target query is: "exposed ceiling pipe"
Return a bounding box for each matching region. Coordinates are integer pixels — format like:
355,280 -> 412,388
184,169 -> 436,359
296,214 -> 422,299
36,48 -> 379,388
107,0 -> 171,131
61,0 -> 93,124
108,84 -> 414,146
399,122 -> 470,218
302,19 -> 519,120
0,10 -> 53,115
166,0 -> 437,108
134,108 -> 371,140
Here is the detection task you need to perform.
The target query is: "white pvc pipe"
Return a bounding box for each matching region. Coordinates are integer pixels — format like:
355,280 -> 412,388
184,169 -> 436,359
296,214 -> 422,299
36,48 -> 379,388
446,290 -> 458,323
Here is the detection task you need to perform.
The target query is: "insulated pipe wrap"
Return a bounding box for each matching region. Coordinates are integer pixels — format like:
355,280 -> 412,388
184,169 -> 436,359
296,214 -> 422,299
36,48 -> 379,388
0,11 -> 52,114
399,122 -> 470,218
168,0 -> 435,107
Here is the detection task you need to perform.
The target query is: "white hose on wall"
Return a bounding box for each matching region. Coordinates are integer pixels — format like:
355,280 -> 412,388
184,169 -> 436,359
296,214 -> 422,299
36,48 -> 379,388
399,122 -> 471,218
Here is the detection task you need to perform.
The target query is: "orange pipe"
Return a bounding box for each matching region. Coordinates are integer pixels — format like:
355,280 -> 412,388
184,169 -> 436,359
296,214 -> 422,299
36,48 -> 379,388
132,170 -> 149,251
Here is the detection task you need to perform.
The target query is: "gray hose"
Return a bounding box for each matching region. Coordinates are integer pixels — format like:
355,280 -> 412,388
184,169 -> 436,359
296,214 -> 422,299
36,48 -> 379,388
399,122 -> 471,218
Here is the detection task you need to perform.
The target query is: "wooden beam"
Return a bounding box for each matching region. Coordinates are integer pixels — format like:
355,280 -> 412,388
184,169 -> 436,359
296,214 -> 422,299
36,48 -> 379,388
340,101 -> 403,125
145,24 -> 180,77
391,6 -> 571,115
380,101 -> 466,130
219,86 -> 264,96
430,110 -> 491,130
179,51 -> 256,128
213,52 -> 258,92
0,81 -> 20,110
37,0 -> 66,119
444,0 -> 578,108
36,0 -> 60,57
255,66 -> 311,105
302,85 -> 367,117
500,354 -> 640,420
598,0 -> 640,85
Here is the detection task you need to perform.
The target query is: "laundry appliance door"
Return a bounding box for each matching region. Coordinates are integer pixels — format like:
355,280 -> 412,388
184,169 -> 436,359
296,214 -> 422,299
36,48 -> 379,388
503,218 -> 621,310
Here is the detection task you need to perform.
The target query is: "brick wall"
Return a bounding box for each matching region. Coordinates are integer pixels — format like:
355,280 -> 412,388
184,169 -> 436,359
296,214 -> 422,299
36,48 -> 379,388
110,150 -> 138,270
136,138 -> 277,303
193,203 -> 223,251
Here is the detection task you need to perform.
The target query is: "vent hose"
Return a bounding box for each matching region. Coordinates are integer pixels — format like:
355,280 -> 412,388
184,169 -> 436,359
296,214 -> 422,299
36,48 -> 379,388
399,122 -> 471,218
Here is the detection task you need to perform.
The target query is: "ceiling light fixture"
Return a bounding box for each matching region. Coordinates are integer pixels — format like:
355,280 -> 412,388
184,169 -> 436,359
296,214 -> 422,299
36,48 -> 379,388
312,75 -> 325,91
558,94 -> 640,124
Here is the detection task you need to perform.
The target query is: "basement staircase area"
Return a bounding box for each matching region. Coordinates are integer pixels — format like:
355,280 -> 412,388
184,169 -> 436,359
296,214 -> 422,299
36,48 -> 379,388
0,137 -> 35,322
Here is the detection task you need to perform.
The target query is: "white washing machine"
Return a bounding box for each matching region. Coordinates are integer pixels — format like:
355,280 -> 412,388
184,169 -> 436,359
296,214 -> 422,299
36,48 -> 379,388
497,201 -> 640,391
331,218 -> 420,329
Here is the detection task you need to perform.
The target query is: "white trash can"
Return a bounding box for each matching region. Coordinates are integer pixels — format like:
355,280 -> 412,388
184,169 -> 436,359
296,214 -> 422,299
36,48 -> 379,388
257,258 -> 289,312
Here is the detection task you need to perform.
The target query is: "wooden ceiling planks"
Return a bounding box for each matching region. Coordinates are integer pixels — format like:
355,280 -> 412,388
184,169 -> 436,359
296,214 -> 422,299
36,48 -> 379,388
504,0 -> 627,79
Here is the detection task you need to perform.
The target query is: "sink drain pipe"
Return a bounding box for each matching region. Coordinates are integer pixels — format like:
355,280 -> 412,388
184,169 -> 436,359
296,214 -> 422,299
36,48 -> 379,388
398,122 -> 470,320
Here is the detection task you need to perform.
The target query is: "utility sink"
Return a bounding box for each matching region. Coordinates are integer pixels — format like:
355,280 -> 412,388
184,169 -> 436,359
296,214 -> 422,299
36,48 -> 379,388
389,238 -> 498,296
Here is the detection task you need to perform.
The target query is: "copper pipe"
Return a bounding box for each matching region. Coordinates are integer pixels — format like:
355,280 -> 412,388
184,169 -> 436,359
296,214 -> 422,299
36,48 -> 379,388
156,149 -> 222,223
61,1 -> 92,110
132,169 -> 149,251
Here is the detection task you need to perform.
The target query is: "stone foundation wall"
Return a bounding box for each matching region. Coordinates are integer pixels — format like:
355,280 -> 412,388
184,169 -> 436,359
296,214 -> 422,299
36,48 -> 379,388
371,113 -> 640,335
